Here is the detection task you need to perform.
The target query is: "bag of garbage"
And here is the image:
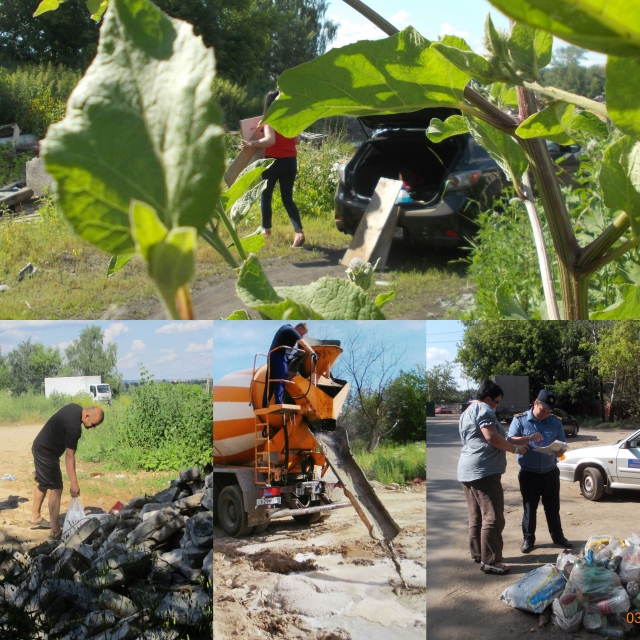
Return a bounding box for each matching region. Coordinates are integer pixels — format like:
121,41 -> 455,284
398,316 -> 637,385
558,582 -> 583,618
500,564 -> 567,614
552,597 -> 584,633
556,552 -> 579,579
62,497 -> 86,540
569,562 -> 623,608
619,542 -> 640,584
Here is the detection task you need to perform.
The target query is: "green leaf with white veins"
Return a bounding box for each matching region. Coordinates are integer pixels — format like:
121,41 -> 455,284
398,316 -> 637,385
487,0 -> 640,58
229,182 -> 268,226
516,102 -> 575,144
599,136 -> 640,235
465,116 -> 529,183
426,115 -> 469,143
263,27 -> 471,138
606,56 -> 640,139
41,0 -> 225,256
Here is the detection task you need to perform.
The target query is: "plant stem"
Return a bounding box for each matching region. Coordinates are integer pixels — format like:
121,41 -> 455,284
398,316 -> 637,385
200,226 -> 240,269
175,285 -> 195,319
515,83 -> 560,320
216,199 -> 247,262
577,212 -> 631,270
580,236 -> 640,275
522,82 -> 608,118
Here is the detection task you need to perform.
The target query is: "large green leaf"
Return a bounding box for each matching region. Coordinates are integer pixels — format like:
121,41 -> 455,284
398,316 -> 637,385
487,0 -> 640,58
516,102 -> 576,144
606,56 -> 640,139
591,284 -> 640,318
235,255 -> 386,319
263,27 -> 471,138
465,116 -> 529,183
41,0 -> 225,256
430,42 -> 512,85
219,159 -> 272,213
570,111 -> 609,139
599,136 -> 640,235
86,0 -> 108,20
507,22 -> 553,76
426,115 -> 469,143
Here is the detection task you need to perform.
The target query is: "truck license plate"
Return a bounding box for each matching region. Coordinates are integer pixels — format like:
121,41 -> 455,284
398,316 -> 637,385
257,497 -> 281,506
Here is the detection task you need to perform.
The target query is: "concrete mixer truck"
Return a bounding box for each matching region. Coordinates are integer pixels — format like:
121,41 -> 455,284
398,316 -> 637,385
213,337 -> 402,547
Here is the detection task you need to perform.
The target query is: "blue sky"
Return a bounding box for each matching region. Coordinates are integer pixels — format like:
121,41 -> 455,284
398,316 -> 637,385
0,321 -> 213,380
326,0 -> 606,66
213,320 -> 426,383
426,320 -> 473,390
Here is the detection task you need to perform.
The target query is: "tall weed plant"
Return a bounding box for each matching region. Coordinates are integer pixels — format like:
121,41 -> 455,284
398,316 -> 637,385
466,135 -> 640,318
352,442 -> 426,486
0,391 -> 98,424
0,63 -> 80,136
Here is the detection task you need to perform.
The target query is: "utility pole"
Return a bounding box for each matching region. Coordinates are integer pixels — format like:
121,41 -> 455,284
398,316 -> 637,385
341,0 -> 399,36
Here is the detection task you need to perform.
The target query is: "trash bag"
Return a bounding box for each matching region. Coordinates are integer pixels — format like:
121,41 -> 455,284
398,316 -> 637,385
500,564 -> 567,614
619,543 -> 640,584
62,497 -> 85,540
569,562 -> 622,605
552,597 -> 584,633
556,552 -> 579,579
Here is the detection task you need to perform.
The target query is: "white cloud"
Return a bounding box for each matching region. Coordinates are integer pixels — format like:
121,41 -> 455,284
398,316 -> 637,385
155,321 -> 212,335
328,14 -> 386,50
186,338 -> 213,353
131,339 -> 146,352
0,328 -> 36,341
160,348 -> 174,354
390,10 -> 410,27
104,323 -> 129,344
439,22 -> 470,39
427,347 -> 450,362
117,352 -> 138,371
58,340 -> 74,351
158,352 -> 179,364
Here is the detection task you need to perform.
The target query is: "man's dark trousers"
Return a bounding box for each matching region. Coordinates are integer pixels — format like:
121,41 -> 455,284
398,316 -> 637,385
519,467 -> 564,543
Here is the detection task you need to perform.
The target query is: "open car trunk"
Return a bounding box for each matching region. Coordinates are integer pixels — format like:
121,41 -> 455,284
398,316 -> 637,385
352,132 -> 465,206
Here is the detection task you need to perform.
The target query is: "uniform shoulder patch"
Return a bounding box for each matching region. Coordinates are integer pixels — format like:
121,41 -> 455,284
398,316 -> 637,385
514,412 -> 526,418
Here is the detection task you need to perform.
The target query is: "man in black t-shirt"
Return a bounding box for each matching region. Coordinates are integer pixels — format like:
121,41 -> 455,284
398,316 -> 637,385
29,404 -> 104,540
263,323 -> 315,408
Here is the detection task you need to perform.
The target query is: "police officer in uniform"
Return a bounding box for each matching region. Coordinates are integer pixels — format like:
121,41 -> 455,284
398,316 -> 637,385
508,389 -> 571,553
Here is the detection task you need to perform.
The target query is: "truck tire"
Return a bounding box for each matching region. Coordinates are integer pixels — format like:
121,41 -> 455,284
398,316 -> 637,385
218,485 -> 252,536
581,467 -> 605,501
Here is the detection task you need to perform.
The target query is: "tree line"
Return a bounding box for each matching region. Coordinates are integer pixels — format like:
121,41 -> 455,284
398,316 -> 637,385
0,0 -> 337,94
428,321 -> 640,421
0,325 -> 121,396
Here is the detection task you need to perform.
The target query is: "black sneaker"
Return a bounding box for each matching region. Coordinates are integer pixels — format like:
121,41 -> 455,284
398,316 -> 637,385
553,537 -> 571,548
521,540 -> 535,553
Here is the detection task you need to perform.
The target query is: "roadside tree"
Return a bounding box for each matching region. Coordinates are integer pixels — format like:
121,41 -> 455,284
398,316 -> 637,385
386,367 -> 426,443
7,340 -> 62,395
426,363 -> 460,404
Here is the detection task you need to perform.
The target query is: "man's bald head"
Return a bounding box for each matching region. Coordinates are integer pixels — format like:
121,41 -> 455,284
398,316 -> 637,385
82,406 -> 104,429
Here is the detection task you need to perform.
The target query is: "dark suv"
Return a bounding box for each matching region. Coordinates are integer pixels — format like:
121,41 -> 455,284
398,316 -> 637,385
334,108 -> 580,248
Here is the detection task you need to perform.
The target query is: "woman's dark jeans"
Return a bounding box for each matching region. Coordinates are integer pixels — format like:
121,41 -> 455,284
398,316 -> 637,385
261,156 -> 303,232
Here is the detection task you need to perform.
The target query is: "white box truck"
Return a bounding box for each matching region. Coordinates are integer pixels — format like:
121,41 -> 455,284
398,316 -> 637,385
44,376 -> 112,404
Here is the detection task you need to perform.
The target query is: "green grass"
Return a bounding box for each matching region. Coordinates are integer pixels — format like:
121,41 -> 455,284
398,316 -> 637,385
352,442 -> 426,486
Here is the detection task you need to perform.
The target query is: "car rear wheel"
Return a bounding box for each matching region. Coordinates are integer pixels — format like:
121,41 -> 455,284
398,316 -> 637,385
581,467 -> 605,501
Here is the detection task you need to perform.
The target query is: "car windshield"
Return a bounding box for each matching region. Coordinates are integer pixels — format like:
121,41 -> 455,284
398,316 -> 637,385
97,385 -> 110,393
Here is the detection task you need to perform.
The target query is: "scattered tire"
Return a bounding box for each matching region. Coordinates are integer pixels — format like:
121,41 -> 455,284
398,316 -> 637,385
581,466 -> 605,501
218,485 -> 252,536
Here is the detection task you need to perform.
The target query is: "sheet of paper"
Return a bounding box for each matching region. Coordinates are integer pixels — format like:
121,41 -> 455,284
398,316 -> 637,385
532,440 -> 568,456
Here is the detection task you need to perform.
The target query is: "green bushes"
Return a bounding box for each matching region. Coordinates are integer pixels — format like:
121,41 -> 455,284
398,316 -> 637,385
352,442 -> 426,486
213,77 -> 262,131
0,391 -> 95,424
81,382 -> 212,472
0,63 -> 80,136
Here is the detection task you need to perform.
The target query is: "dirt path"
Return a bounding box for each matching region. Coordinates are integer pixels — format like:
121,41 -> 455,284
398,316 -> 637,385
213,483 -> 426,639
428,421 -> 640,639
0,422 -> 171,551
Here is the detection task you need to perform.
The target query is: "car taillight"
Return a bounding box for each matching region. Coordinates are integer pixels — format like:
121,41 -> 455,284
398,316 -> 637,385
445,229 -> 458,237
261,487 -> 282,497
445,170 -> 482,191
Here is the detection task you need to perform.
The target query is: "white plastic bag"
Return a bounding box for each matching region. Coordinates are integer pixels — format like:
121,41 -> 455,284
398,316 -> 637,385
619,543 -> 640,584
500,564 -> 567,613
552,597 -> 584,633
62,497 -> 86,540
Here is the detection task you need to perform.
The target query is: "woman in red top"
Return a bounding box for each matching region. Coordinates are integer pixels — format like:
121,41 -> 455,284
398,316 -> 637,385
241,90 -> 304,248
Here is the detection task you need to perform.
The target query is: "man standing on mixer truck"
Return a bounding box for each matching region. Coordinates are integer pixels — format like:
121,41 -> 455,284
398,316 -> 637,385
263,323 -> 316,408
28,404 -> 104,541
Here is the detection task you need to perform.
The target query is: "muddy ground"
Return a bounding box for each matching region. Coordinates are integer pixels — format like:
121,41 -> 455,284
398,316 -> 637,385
0,423 -> 173,551
213,482 -> 426,639
428,420 -> 640,640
